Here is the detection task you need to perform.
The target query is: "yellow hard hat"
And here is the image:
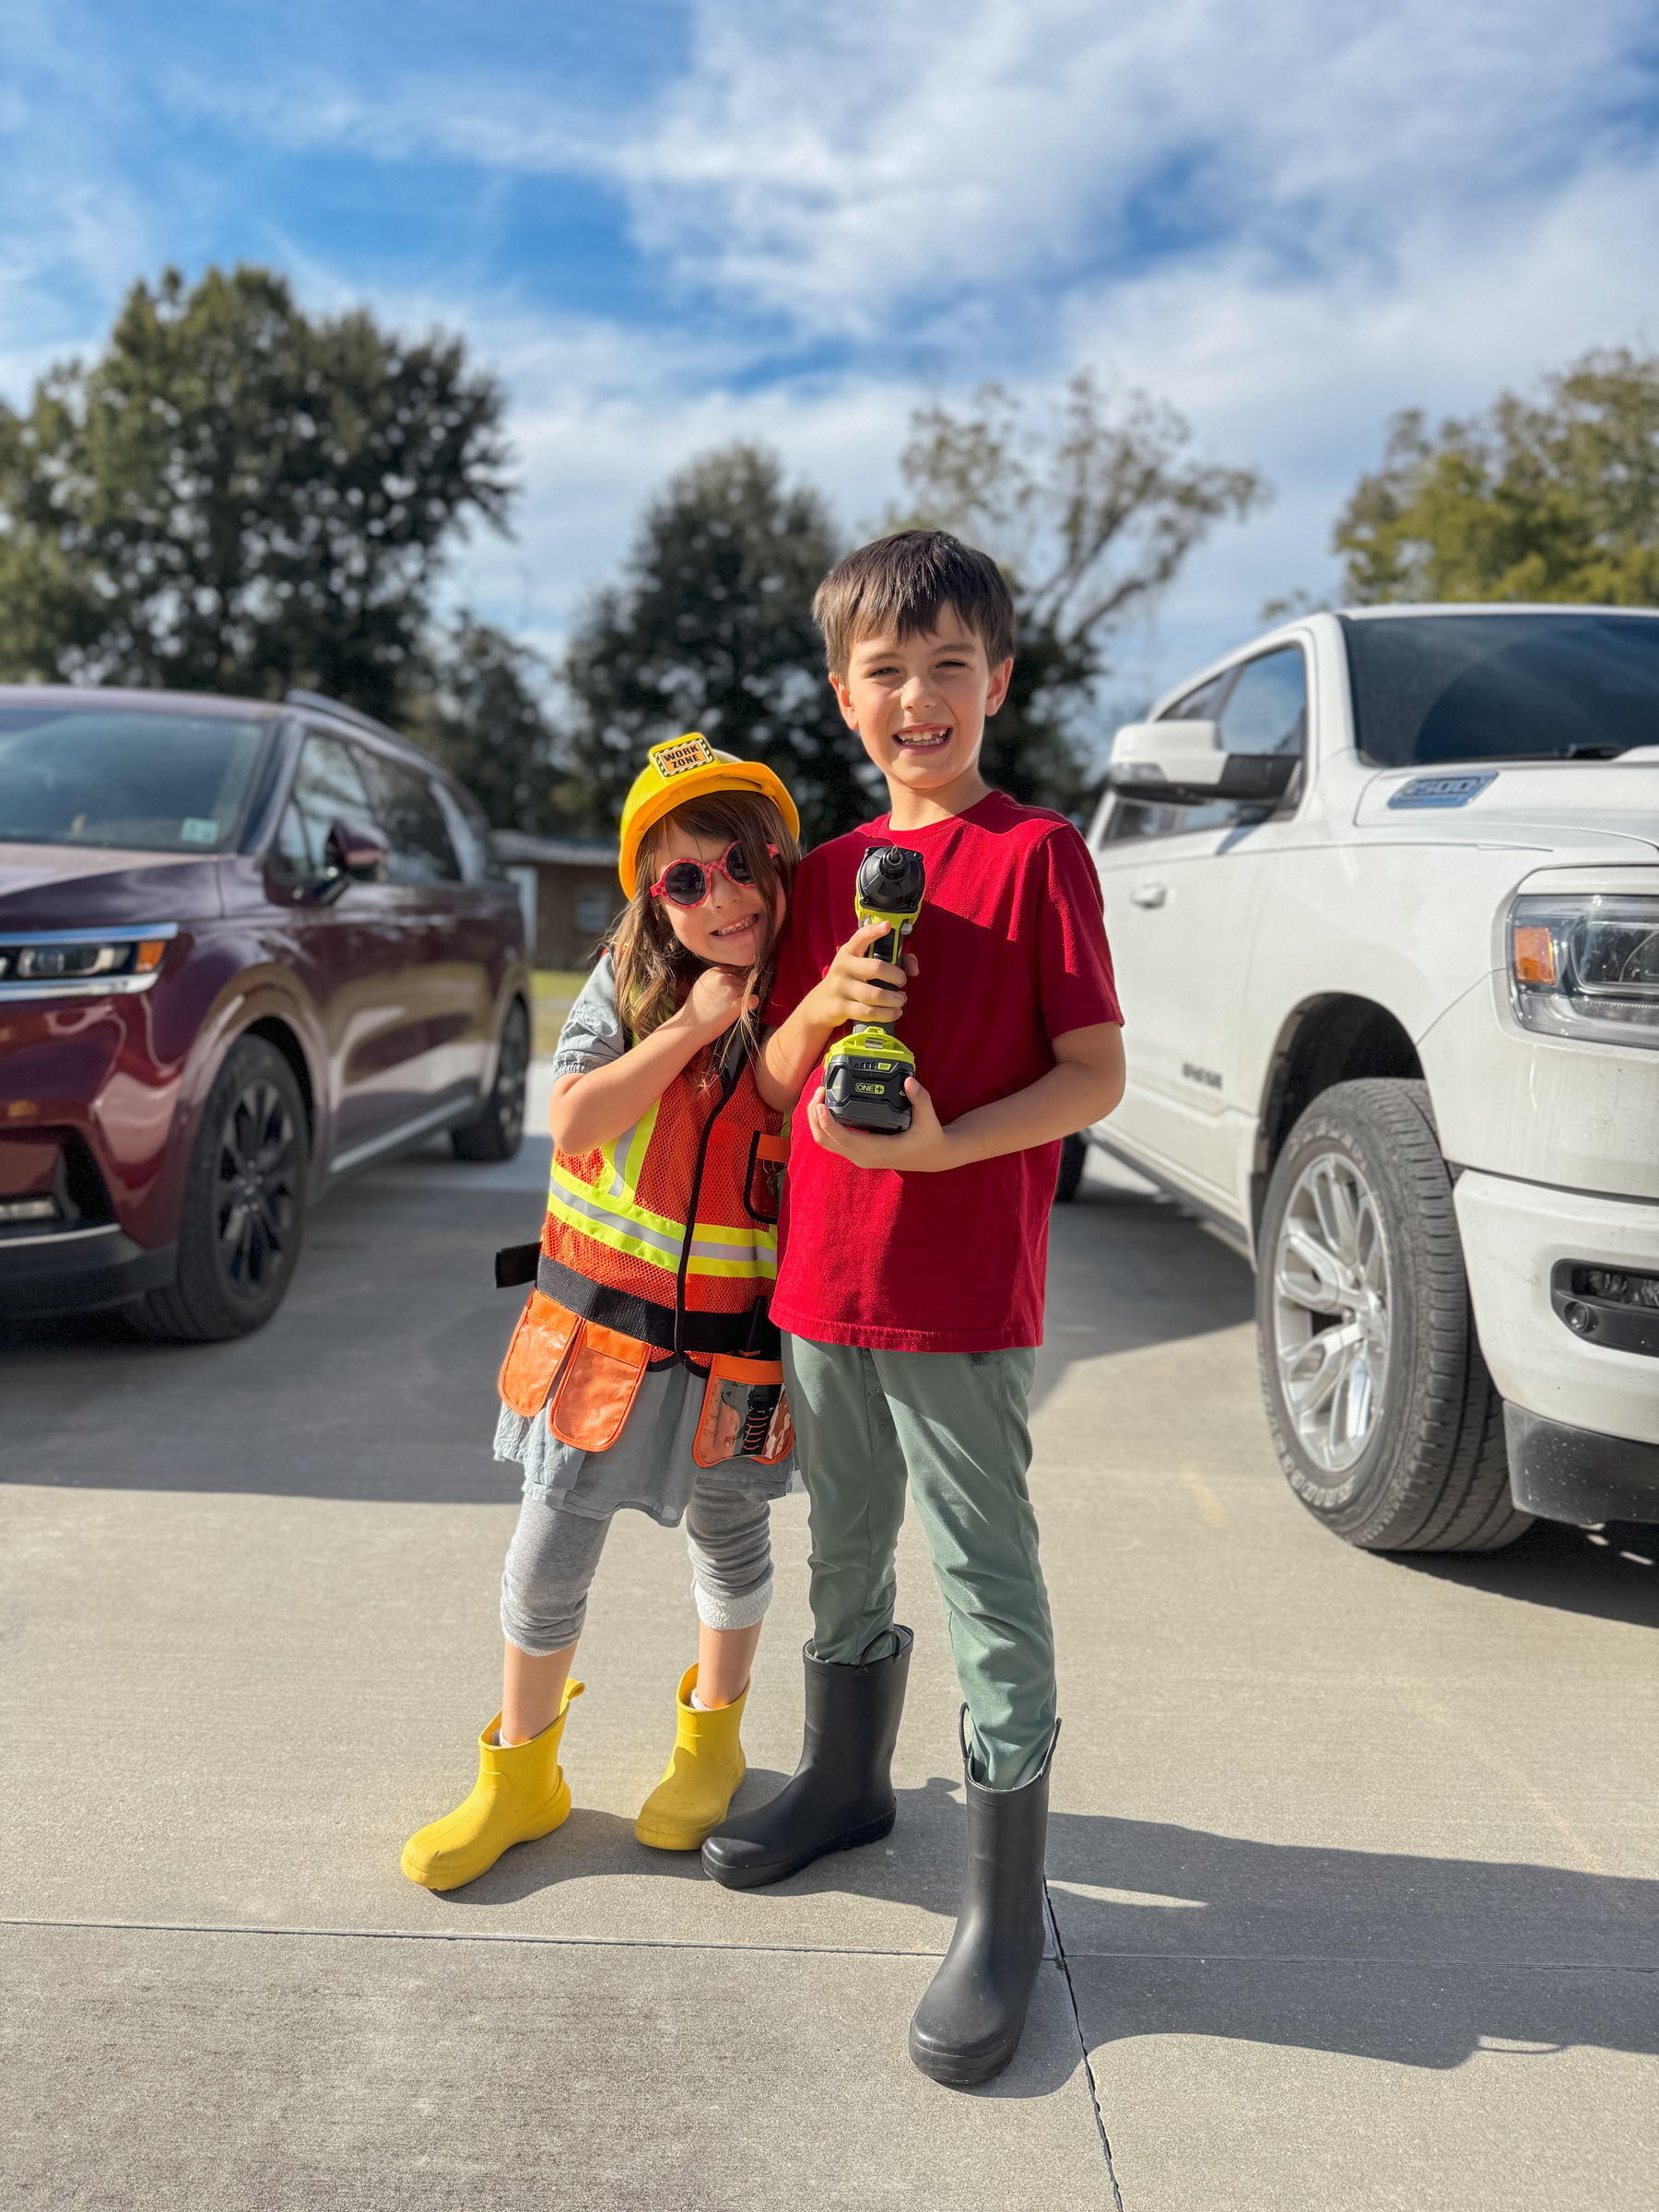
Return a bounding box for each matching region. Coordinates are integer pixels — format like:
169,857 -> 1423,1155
617,734 -> 800,893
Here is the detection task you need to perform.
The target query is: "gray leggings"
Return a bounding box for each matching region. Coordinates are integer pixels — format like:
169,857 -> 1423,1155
500,1480 -> 774,1657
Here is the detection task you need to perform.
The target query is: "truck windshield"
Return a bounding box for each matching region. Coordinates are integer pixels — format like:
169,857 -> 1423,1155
0,705 -> 267,853
1340,613 -> 1659,767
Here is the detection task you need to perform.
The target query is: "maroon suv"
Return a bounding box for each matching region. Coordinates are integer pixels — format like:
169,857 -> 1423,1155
0,686 -> 530,1337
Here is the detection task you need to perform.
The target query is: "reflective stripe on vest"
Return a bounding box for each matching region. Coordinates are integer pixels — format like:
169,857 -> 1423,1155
545,1086 -> 778,1287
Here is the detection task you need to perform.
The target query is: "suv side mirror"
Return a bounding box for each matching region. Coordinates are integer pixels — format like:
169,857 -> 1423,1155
1107,720 -> 1297,808
319,818 -> 388,901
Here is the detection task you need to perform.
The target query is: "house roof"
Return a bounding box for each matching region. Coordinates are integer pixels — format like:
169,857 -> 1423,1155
491,830 -> 619,867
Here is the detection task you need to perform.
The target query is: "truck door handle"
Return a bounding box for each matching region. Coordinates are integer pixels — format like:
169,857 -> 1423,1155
1130,882 -> 1168,909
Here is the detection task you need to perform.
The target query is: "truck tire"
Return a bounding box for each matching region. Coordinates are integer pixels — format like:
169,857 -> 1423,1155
1255,1078 -> 1531,1553
1053,1132 -> 1088,1204
452,999 -> 529,1162
130,1034 -> 309,1343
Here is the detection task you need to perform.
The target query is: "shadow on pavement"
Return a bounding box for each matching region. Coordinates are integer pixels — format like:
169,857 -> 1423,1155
0,1151 -> 1254,1500
1033,1178 -> 1256,1413
1043,1809 -> 1659,2069
1394,1516 -> 1659,1630
403,1774 -> 1658,2083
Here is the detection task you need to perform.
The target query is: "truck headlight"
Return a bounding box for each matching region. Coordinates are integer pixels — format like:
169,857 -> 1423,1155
1509,895 -> 1659,1049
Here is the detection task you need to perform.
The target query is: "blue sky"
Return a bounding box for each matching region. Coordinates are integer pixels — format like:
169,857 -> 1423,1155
3,0 -> 1658,719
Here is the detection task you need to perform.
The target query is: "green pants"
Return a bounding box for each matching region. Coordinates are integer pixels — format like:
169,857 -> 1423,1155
781,1335 -> 1056,1792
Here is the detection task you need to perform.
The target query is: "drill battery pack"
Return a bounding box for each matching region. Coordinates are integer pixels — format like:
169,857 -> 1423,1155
822,1027 -> 918,1135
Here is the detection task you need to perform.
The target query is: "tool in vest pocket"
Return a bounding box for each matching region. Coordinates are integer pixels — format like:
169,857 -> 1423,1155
692,1354 -> 794,1467
823,844 -> 926,1135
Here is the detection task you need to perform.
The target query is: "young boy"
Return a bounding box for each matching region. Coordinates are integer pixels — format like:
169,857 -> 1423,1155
700,529 -> 1125,2087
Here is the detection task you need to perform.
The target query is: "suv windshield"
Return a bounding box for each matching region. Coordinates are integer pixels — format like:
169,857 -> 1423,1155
0,705 -> 267,853
1340,612 -> 1659,767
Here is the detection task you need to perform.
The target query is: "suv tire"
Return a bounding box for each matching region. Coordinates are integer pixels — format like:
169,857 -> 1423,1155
1256,1078 -> 1530,1553
131,1034 -> 309,1343
452,998 -> 529,1162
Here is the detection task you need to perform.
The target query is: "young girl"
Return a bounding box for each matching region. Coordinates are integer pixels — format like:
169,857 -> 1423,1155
402,735 -> 802,1888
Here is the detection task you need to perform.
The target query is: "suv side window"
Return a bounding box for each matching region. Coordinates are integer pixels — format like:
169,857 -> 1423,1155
359,751 -> 463,886
269,734 -> 380,888
434,781 -> 503,886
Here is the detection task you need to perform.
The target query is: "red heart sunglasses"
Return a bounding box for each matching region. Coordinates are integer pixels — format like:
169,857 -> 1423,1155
648,842 -> 779,909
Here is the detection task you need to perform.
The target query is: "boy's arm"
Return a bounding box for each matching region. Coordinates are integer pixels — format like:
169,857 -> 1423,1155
803,1021 -> 1125,1172
754,921 -> 916,1112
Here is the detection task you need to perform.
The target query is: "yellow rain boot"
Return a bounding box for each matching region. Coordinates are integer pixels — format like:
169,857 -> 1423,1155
401,1680 -> 584,1891
633,1665 -> 747,1852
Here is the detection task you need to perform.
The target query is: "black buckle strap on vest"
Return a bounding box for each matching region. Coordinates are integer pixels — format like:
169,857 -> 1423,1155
534,1252 -> 776,1358
495,1241 -> 542,1289
738,1295 -> 782,1362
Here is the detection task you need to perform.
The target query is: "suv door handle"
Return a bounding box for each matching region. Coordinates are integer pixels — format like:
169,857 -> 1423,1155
1130,882 -> 1168,908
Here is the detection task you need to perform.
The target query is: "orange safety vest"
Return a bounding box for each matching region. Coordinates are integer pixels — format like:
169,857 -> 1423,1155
494,1025 -> 794,1469
537,1024 -> 788,1359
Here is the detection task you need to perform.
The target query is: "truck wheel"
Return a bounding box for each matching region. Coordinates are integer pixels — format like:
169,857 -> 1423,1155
1256,1078 -> 1530,1553
131,1035 -> 309,1343
452,999 -> 529,1162
1053,1133 -> 1088,1204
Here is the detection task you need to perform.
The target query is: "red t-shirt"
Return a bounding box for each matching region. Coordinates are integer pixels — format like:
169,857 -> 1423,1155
764,791 -> 1124,1353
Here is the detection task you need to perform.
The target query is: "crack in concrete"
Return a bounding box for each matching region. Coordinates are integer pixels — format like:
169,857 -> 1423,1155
0,1914 -> 949,1957
1045,1885 -> 1125,2209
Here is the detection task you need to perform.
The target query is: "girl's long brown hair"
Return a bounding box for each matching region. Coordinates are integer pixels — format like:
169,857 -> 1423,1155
608,788 -> 799,1051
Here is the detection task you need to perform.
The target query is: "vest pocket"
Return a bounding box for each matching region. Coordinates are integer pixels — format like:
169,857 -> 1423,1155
691,1355 -> 795,1467
743,1131 -> 790,1224
498,1292 -> 581,1418
548,1320 -> 653,1452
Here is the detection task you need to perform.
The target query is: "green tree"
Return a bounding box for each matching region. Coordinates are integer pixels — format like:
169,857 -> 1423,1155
406,615 -> 570,832
1335,348 -> 1659,606
0,265 -> 512,722
561,443 -> 865,846
891,372 -> 1268,812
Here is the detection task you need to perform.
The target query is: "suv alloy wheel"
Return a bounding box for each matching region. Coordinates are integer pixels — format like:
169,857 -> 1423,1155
452,998 -> 529,1162
130,1035 -> 309,1341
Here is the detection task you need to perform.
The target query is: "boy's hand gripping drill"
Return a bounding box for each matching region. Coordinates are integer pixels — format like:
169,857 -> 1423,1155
822,845 -> 926,1135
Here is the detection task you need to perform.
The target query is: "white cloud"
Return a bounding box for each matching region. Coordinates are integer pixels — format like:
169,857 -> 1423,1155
585,0 -> 1659,343
2,0 -> 1657,712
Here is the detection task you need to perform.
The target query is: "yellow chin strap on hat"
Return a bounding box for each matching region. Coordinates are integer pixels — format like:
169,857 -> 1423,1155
618,735 -> 800,894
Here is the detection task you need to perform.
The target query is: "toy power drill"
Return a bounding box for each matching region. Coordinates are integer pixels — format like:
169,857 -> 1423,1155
822,845 -> 926,1135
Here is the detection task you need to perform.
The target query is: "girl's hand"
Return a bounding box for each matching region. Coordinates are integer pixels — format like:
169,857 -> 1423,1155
677,962 -> 760,1044
805,921 -> 918,1033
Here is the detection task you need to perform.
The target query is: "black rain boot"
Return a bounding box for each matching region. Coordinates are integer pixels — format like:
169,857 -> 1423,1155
700,1628 -> 912,1889
908,1711 -> 1059,2088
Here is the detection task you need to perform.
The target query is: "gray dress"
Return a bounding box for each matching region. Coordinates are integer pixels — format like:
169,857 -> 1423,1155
492,956 -> 797,1526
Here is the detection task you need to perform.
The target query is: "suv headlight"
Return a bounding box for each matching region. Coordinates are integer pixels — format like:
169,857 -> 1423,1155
0,927 -> 174,997
1509,895 -> 1659,1049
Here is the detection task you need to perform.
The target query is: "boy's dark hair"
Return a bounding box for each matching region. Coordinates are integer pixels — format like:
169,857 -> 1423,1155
812,529 -> 1015,677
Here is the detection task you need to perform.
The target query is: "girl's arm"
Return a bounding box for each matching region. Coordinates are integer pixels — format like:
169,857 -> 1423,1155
756,922 -> 916,1112
549,966 -> 759,1153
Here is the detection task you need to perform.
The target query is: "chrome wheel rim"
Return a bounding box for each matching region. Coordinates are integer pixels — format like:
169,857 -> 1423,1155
1271,1148 -> 1392,1475
212,1077 -> 300,1300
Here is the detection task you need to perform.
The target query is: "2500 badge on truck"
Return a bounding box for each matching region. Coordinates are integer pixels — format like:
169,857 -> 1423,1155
1084,606 -> 1659,1551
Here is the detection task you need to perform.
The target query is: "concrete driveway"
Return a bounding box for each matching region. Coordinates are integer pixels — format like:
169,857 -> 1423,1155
3,1079 -> 1654,2210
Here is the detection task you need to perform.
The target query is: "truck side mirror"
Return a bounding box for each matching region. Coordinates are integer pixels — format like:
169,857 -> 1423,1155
1107,720 -> 1298,808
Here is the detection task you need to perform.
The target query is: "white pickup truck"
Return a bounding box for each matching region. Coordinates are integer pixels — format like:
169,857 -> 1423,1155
1081,605 -> 1659,1551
